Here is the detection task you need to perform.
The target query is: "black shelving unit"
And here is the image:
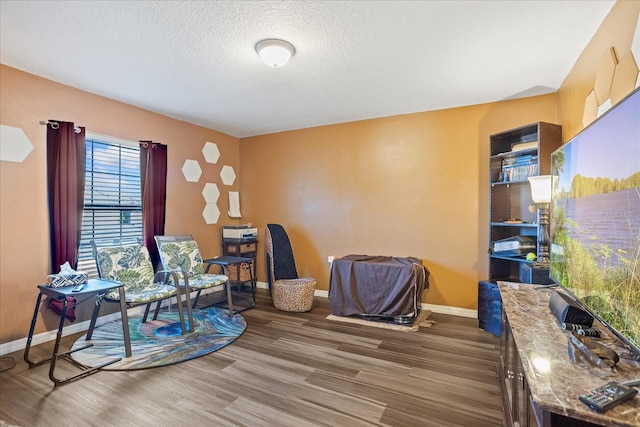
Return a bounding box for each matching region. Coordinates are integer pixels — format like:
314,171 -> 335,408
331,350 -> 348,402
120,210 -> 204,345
479,122 -> 562,336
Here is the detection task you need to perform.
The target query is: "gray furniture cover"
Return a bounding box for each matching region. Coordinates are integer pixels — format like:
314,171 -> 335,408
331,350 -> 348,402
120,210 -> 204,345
329,255 -> 429,321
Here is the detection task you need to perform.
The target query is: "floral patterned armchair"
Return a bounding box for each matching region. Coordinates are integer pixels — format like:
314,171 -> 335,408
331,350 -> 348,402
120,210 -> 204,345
154,235 -> 230,310
89,239 -> 193,338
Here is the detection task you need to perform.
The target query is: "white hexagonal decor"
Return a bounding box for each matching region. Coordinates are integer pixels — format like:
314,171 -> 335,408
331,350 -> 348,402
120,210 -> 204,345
202,203 -> 220,224
220,165 -> 236,186
202,183 -> 220,203
202,141 -> 220,164
593,47 -> 617,104
0,125 -> 34,163
632,12 -> 640,88
583,90 -> 598,127
182,159 -> 202,182
609,53 -> 639,105
597,98 -> 612,118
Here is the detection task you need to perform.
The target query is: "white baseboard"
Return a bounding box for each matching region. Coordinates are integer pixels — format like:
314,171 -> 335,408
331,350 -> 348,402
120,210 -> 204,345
1,283 -> 476,356
314,289 -> 329,298
421,303 -> 477,318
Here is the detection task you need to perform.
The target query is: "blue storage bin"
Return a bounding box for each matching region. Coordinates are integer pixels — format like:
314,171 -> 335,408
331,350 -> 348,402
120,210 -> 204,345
478,280 -> 501,336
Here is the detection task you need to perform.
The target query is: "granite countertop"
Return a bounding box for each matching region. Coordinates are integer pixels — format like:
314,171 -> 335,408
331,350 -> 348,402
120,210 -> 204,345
498,281 -> 640,427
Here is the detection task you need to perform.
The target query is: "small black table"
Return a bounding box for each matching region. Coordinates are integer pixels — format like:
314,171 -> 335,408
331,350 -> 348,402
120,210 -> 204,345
24,278 -> 131,386
204,256 -> 256,312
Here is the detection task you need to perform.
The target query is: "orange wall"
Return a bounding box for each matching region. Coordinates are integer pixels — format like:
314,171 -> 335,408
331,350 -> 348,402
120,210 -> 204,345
0,65 -> 240,343
239,97 -> 559,310
557,1 -> 640,140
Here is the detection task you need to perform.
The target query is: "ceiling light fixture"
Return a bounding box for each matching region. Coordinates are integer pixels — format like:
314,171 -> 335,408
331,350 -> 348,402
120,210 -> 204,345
255,39 -> 295,67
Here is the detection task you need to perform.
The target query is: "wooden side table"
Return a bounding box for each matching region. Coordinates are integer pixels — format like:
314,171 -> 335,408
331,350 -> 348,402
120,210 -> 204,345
24,278 -> 131,386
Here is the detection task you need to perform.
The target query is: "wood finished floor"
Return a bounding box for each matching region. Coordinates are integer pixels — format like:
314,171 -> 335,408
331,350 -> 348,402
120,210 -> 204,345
0,289 -> 503,427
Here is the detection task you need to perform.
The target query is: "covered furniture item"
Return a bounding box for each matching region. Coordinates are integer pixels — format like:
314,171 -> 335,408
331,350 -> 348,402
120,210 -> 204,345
90,239 -> 192,335
154,234 -> 232,313
329,255 -> 429,324
265,224 -> 316,312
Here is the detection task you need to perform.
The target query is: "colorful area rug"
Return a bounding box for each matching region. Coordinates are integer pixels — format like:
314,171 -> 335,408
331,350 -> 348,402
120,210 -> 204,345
326,309 -> 434,331
70,307 -> 246,370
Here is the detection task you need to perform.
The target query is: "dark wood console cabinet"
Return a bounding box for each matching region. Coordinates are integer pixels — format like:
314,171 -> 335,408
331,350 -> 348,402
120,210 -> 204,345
498,282 -> 640,427
501,308 -> 538,426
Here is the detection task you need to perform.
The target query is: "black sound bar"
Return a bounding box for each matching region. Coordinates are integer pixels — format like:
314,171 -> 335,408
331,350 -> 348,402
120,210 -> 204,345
549,291 -> 594,327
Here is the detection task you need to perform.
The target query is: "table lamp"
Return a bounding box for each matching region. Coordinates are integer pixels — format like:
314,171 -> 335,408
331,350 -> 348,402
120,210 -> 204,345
528,175 -> 554,265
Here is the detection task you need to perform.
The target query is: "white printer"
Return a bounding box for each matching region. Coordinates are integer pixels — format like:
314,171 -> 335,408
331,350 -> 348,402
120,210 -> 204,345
223,225 -> 258,239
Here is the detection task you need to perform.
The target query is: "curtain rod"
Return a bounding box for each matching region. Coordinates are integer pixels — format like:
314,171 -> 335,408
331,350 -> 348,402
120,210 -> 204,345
39,120 -> 82,134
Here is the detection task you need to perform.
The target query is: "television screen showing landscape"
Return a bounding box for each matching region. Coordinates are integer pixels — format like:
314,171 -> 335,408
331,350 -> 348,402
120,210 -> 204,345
550,89 -> 639,355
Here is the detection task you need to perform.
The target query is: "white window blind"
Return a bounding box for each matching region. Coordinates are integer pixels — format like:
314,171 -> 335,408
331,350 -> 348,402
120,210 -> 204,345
77,136 -> 142,277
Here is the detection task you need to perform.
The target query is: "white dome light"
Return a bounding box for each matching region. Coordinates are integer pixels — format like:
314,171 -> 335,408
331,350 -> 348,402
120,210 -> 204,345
255,39 -> 295,67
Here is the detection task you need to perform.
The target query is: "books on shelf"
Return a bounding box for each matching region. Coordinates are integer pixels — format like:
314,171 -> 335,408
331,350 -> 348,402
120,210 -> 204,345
499,154 -> 538,182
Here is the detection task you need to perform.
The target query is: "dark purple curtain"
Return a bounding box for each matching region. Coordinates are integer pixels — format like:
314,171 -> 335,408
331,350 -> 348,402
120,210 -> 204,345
140,141 -> 167,269
46,121 -> 85,272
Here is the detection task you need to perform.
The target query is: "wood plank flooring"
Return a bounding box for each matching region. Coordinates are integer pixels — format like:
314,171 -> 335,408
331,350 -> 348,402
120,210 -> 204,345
0,289 -> 503,427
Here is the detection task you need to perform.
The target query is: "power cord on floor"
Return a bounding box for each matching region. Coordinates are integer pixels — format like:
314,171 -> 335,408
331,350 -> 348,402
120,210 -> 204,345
0,356 -> 16,372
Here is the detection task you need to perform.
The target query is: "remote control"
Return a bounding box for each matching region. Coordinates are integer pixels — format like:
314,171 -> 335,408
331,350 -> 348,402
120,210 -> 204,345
579,381 -> 638,413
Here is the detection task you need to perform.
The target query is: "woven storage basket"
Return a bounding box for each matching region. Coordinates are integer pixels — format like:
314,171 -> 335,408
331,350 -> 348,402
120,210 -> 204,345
227,263 -> 252,282
272,278 -> 316,312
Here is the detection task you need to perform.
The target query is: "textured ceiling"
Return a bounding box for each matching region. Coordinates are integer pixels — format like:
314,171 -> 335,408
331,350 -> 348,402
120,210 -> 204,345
0,1 -> 615,138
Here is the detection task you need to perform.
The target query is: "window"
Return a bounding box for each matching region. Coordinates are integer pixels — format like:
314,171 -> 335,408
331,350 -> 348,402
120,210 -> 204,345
77,135 -> 142,277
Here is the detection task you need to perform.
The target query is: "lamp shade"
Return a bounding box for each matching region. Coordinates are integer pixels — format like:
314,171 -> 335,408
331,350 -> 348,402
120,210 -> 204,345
528,175 -> 554,203
255,39 -> 295,67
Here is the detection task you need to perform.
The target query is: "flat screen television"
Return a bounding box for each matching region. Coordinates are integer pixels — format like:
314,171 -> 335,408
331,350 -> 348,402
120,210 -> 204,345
550,87 -> 640,361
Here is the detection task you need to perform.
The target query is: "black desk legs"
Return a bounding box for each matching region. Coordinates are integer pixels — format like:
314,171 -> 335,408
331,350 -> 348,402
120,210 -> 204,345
230,261 -> 256,311
86,295 -> 103,340
203,257 -> 258,314
23,292 -> 45,368
23,292 -> 123,386
248,263 -> 256,309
